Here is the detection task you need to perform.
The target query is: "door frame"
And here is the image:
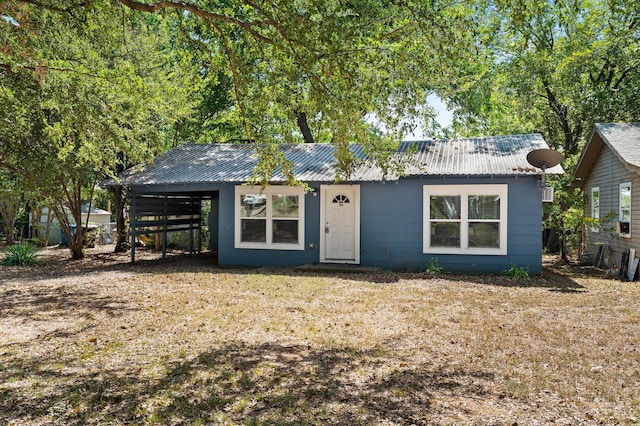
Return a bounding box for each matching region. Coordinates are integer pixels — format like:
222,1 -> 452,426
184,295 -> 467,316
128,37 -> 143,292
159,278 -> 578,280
319,184 -> 361,264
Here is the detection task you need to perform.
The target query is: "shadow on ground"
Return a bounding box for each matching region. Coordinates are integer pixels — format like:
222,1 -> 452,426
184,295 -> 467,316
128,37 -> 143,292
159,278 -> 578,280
0,246 -> 597,291
0,341 -> 494,425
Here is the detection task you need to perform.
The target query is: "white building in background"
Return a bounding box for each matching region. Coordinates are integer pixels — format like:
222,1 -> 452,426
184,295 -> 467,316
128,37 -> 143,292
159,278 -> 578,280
30,203 -> 113,245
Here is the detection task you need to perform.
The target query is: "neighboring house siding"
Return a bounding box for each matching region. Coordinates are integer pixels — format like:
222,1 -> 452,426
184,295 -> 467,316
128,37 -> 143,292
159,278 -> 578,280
583,144 -> 640,266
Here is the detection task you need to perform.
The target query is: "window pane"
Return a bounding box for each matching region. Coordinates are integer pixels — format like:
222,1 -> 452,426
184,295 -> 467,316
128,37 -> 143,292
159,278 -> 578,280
272,195 -> 299,218
469,195 -> 500,219
241,194 -> 266,217
621,210 -> 631,222
621,185 -> 631,209
430,196 -> 460,219
430,222 -> 460,247
241,219 -> 266,242
592,189 -> 599,211
469,222 -> 500,248
273,220 -> 298,244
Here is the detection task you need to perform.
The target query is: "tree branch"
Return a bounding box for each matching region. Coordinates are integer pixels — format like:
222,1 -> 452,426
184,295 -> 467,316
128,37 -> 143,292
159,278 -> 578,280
117,0 -> 274,44
296,111 -> 314,144
15,0 -> 79,16
211,22 -> 252,142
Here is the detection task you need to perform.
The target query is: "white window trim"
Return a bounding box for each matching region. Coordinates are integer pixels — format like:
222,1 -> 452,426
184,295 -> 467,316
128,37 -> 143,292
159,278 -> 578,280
591,187 -> 600,233
423,184 -> 508,255
234,185 -> 305,250
619,182 -> 631,238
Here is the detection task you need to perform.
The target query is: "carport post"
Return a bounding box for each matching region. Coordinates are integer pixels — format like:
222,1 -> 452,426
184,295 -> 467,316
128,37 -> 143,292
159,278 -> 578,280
130,224 -> 136,262
162,195 -> 168,259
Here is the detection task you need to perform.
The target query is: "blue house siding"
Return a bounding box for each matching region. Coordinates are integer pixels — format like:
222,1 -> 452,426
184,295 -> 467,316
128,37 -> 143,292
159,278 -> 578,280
217,184 -> 322,267
356,177 -> 542,273
208,176 -> 542,273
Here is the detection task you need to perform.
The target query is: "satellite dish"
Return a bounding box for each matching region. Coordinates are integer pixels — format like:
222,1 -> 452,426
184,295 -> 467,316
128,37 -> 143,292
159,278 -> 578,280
527,148 -> 562,190
527,149 -> 563,169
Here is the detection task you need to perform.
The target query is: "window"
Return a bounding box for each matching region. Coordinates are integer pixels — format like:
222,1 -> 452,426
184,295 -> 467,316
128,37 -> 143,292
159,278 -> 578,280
423,185 -> 508,255
235,186 -> 305,250
619,182 -> 631,237
591,187 -> 600,233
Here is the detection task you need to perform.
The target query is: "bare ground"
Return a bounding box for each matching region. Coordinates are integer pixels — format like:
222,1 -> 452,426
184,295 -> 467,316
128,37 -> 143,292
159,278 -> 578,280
1,245 -> 639,425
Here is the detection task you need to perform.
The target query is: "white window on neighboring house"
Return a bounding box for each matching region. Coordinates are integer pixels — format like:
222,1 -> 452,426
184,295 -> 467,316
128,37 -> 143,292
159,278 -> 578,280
235,185 -> 305,250
619,182 -> 631,237
591,187 -> 600,233
423,184 -> 508,255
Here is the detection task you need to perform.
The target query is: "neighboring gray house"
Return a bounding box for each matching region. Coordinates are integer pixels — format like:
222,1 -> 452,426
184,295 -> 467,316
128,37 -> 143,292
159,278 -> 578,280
574,123 -> 640,268
114,134 -> 563,273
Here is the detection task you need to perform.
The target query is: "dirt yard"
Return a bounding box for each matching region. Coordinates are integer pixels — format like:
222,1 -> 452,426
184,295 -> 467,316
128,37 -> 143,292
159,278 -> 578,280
1,245 -> 639,425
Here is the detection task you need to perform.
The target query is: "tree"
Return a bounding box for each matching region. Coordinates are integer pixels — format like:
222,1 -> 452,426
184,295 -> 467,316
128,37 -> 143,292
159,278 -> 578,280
32,1 -> 481,172
0,170 -> 27,245
3,0 -> 487,257
446,0 -> 640,258
450,0 -> 639,152
1,2 -> 195,258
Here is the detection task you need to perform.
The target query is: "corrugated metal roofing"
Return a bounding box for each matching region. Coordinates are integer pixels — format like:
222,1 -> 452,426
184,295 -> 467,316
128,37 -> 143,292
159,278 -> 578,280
116,134 -> 563,186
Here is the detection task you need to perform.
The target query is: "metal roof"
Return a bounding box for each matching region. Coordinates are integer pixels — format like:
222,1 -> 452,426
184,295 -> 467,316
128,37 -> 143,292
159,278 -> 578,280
574,123 -> 640,186
115,134 -> 563,187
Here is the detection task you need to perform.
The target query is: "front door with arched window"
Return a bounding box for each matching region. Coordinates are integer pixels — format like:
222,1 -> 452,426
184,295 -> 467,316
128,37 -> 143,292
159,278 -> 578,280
320,185 -> 360,263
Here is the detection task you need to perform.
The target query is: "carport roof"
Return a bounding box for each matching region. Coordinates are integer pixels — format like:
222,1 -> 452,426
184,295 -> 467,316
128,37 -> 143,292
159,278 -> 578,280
112,134 -> 563,187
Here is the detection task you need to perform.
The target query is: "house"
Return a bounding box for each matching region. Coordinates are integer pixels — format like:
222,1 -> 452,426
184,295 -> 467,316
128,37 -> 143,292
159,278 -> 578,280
574,123 -> 640,268
30,203 -> 113,245
113,134 -> 563,273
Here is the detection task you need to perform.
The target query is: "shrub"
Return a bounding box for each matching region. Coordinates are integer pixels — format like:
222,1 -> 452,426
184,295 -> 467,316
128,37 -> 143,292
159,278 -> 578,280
427,257 -> 444,274
501,263 -> 529,279
2,242 -> 39,266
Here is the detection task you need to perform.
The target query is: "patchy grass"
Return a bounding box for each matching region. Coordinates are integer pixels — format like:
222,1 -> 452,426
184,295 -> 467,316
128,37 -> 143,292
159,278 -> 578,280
1,246 -> 639,425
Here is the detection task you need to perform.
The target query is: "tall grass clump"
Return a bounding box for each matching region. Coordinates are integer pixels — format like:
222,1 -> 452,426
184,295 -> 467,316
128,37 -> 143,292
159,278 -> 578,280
2,242 -> 39,266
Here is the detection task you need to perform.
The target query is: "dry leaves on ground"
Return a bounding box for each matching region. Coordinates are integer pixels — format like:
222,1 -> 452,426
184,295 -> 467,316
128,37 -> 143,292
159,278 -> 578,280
1,245 -> 639,425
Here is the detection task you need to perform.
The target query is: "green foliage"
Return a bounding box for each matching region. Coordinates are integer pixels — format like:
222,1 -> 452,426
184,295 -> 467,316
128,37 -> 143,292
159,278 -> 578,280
501,263 -> 530,280
83,227 -> 100,249
452,0 -> 639,154
0,3 -> 197,258
2,242 -> 39,266
427,257 -> 445,274
449,0 -> 639,258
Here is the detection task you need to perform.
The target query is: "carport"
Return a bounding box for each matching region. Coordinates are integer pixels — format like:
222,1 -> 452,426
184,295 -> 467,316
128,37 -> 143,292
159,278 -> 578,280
128,191 -> 215,262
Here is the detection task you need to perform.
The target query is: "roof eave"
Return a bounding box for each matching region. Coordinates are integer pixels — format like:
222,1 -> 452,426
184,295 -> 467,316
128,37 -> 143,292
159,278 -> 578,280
574,124 -> 640,188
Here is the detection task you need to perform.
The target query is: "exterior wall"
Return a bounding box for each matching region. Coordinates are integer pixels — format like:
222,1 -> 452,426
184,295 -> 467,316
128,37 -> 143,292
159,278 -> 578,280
583,144 -> 640,267
214,177 -> 543,273
217,184 -> 321,267
130,176 -> 544,273
208,193 -> 220,250
358,177 -> 542,273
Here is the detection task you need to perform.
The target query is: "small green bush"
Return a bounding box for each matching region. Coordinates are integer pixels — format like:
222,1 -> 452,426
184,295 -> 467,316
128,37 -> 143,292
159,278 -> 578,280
501,263 -> 529,279
2,242 -> 39,266
427,257 -> 444,274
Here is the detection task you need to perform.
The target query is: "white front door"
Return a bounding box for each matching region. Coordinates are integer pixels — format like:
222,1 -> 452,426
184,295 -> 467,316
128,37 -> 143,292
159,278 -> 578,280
320,185 -> 360,263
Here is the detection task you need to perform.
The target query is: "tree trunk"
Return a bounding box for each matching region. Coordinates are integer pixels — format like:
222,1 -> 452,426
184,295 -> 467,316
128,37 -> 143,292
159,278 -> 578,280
31,203 -> 43,242
0,197 -> 18,245
297,111 -> 314,144
53,204 -> 84,259
111,185 -> 129,253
